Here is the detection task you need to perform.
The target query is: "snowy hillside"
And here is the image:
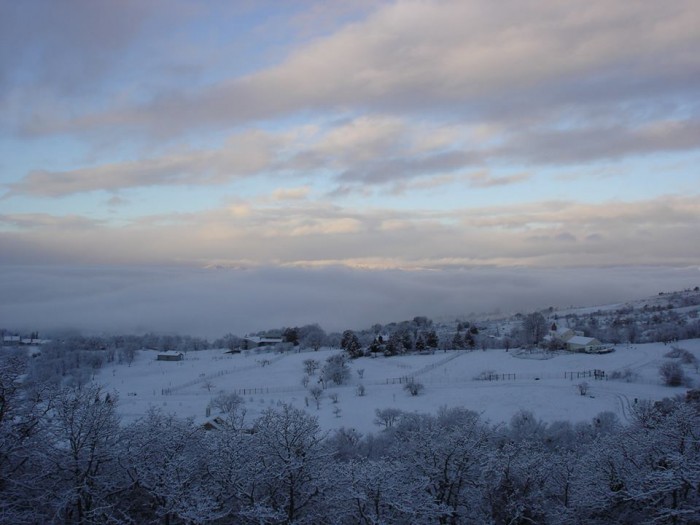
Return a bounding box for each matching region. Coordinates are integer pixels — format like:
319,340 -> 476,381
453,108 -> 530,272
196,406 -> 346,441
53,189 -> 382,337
99,339 -> 700,434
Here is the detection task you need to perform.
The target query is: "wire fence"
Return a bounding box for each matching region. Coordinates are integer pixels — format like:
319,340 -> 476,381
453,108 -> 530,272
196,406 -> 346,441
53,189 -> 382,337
162,353 -> 289,395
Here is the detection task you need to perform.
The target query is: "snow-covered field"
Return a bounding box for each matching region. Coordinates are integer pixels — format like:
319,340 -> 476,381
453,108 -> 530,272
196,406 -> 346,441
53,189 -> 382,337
98,340 -> 700,435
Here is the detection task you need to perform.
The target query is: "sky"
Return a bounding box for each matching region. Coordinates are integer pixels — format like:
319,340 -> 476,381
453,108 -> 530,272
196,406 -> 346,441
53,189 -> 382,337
1,1 -> 699,336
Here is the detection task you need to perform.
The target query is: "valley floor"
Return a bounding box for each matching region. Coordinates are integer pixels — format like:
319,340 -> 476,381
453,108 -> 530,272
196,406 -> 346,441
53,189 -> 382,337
98,339 -> 700,434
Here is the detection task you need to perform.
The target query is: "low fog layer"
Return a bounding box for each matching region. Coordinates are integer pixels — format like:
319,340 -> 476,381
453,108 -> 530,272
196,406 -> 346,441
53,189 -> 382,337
1,265 -> 698,338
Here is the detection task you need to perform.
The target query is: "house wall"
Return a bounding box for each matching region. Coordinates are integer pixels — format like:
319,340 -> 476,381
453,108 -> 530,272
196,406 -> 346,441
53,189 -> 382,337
157,354 -> 183,361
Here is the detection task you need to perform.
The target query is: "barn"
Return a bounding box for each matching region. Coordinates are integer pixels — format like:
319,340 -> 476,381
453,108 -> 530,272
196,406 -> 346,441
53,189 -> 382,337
566,336 -> 602,353
157,351 -> 184,361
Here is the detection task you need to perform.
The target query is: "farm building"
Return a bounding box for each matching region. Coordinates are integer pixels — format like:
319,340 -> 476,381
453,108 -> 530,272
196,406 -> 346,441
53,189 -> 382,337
202,416 -> 226,431
566,336 -> 603,353
544,326 -> 584,343
3,335 -> 49,346
2,335 -> 21,345
243,336 -> 284,348
157,351 -> 184,361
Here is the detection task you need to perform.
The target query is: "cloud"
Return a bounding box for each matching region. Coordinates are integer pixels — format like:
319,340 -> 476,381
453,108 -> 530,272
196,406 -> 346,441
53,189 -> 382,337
8,114 -> 697,198
1,1 -> 698,281
1,195 -> 698,269
5,116 -> 485,197
271,186 -> 311,201
468,171 -> 532,188
0,0 -> 152,96
386,170 -> 531,195
0,213 -> 103,230
6,130 -> 279,197
338,150 -> 477,184
1,264 -> 697,338
497,118 -> 700,165
106,195 -> 129,208
17,0 -> 698,139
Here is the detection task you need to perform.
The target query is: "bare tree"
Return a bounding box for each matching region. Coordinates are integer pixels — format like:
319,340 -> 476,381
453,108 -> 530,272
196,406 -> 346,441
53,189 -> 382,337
309,386 -> 323,410
521,312 -> 548,346
374,408 -> 403,429
209,392 -> 247,429
303,359 -> 320,376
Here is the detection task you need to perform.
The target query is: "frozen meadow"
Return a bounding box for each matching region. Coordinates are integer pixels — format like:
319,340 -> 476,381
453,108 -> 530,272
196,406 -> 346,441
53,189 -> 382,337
100,339 -> 700,434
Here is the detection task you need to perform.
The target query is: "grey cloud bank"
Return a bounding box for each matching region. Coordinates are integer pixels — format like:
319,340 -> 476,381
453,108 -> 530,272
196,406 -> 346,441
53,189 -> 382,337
1,265 -> 697,338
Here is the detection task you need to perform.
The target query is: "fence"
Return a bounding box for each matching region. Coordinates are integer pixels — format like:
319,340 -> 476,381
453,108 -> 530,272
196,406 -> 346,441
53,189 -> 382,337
563,369 -> 606,380
384,376 -> 411,385
410,350 -> 467,377
162,352 -> 289,395
480,373 -> 517,381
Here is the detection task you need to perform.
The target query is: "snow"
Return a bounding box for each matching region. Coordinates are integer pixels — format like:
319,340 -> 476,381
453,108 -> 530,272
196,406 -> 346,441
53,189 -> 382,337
97,340 -> 700,435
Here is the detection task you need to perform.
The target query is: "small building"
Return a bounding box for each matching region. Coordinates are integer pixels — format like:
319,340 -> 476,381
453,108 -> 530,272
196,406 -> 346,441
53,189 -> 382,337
566,336 -> 603,353
243,336 -> 284,349
202,416 -> 227,431
3,335 -> 21,345
20,338 -> 44,345
157,351 -> 184,362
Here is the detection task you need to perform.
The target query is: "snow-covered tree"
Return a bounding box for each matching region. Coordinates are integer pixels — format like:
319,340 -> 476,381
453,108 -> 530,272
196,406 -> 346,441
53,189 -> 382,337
298,324 -> 326,351
120,408 -> 219,524
521,312 -> 548,346
390,407 -> 492,523
249,404 -> 330,523
42,384 -> 123,524
321,354 -> 351,386
340,330 -> 362,358
0,353 -> 55,523
331,458 -> 444,524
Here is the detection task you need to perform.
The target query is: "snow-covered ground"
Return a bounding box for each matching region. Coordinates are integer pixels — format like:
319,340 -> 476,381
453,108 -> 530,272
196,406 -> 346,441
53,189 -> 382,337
98,339 -> 700,435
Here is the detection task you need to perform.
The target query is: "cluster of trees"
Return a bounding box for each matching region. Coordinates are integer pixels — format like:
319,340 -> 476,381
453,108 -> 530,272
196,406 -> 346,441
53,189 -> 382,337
341,317 -> 457,358
3,349 -> 699,524
261,318 -> 457,357
247,324 -> 332,351
556,298 -> 700,347
24,333 -> 213,388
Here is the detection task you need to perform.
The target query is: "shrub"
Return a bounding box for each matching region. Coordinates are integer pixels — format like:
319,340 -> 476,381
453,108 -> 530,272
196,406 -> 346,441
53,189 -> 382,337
659,361 -> 686,387
680,351 -> 698,366
664,347 -> 697,366
403,378 -> 424,396
610,368 -> 639,382
664,347 -> 684,358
